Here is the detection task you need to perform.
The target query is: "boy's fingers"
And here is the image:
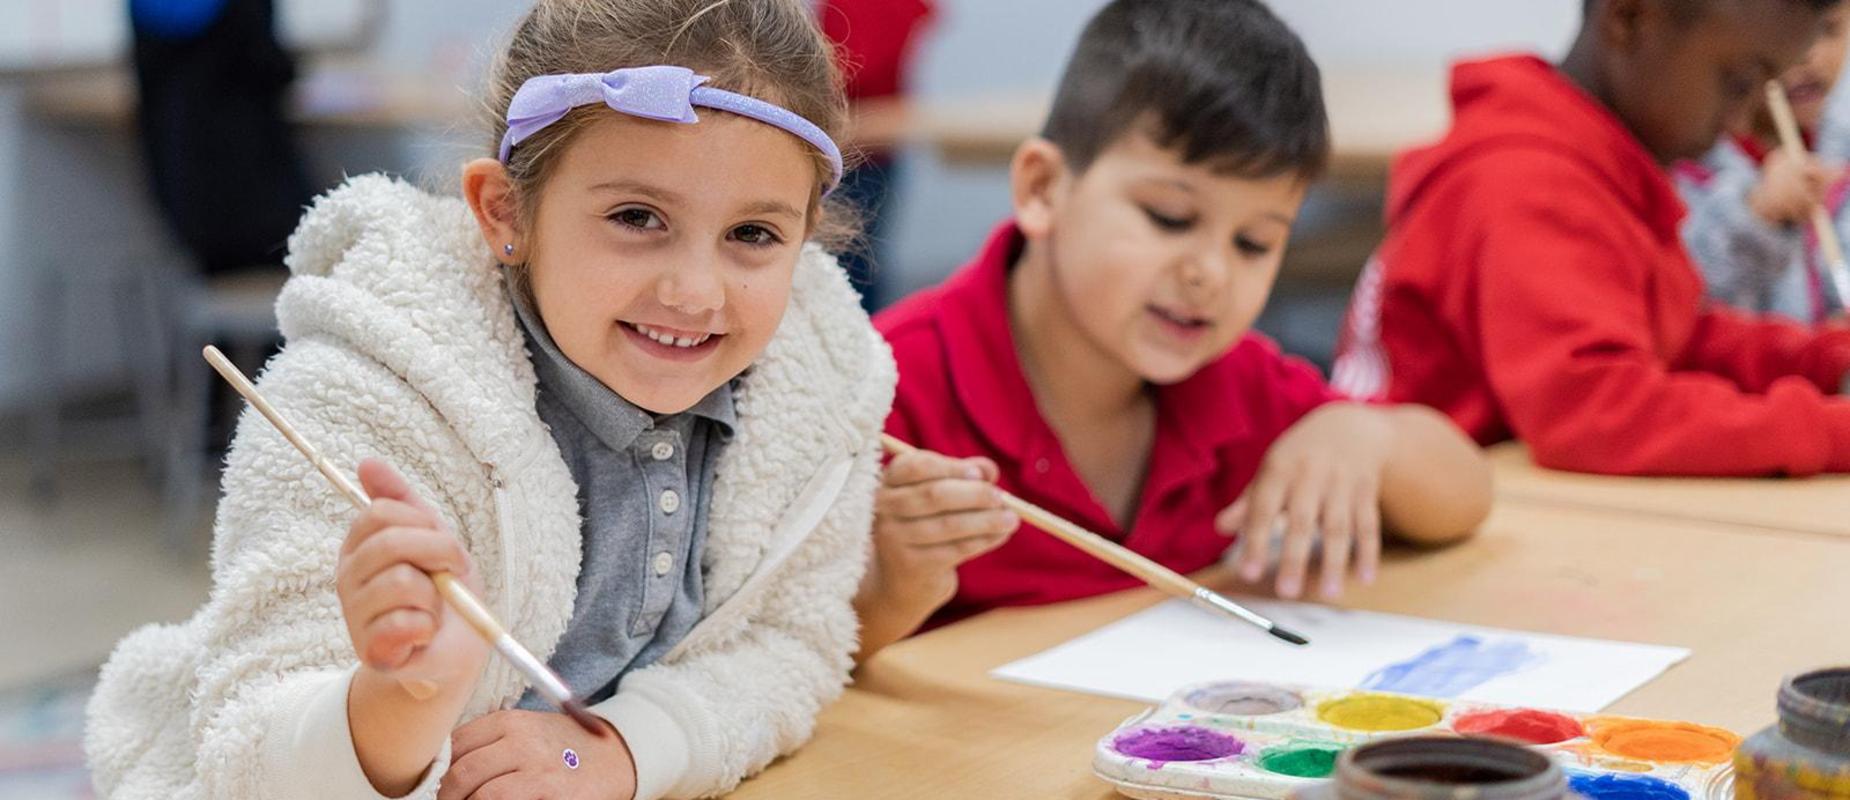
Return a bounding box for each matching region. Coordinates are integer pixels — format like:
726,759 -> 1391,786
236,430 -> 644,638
883,451 -> 977,487
941,528 -> 1015,561
1236,478 -> 1286,582
876,479 -> 1004,520
905,508 -> 1020,546
1215,497 -> 1248,536
1355,494 -> 1383,585
1318,490 -> 1355,600
969,457 -> 1001,483
1275,477 -> 1325,599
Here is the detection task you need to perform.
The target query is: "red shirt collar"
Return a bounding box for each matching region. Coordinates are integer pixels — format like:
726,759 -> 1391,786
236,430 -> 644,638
935,221 -> 1255,468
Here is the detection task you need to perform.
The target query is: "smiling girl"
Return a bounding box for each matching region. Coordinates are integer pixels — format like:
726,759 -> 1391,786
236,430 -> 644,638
87,2 -> 893,799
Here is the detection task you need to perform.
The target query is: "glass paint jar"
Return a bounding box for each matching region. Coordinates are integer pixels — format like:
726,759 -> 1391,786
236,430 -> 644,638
1295,736 -> 1573,800
1735,667 -> 1850,800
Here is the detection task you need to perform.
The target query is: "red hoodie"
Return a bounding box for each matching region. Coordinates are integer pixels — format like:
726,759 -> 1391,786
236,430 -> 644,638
1332,55 -> 1850,476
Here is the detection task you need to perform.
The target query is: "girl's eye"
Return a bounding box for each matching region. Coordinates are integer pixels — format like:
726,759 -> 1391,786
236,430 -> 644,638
1235,235 -> 1276,257
1143,207 -> 1194,232
730,223 -> 783,247
610,207 -> 664,231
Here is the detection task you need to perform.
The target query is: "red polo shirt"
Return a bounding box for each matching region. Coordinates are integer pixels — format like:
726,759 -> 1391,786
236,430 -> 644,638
875,222 -> 1340,625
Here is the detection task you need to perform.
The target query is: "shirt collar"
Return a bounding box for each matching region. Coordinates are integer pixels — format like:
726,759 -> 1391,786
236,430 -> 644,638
506,274 -> 735,450
935,221 -> 1253,465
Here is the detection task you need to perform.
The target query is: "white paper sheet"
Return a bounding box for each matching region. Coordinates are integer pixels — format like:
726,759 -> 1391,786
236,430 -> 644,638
990,599 -> 1690,712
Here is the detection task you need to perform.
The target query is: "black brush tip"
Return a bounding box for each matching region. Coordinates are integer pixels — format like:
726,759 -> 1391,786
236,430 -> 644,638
1270,626 -> 1310,646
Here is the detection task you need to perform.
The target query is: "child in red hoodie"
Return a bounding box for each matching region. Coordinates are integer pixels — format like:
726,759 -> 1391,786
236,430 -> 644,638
1333,0 -> 1850,477
853,0 -> 1492,660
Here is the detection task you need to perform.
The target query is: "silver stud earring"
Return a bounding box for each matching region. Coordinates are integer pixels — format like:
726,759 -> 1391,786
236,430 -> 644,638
503,243 -> 515,257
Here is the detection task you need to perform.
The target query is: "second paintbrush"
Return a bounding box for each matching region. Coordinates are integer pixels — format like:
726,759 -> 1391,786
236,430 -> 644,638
878,434 -> 1309,646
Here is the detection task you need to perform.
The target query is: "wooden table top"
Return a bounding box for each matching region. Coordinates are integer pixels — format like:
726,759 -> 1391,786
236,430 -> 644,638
1490,443 -> 1850,538
729,500 -> 1850,799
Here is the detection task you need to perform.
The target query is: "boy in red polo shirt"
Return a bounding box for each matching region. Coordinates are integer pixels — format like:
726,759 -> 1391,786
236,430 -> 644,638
854,0 -> 1493,659
1332,0 -> 1850,477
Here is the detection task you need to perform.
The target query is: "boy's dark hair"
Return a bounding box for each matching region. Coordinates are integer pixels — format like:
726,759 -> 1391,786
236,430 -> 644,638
1041,0 -> 1329,181
1582,0 -> 1842,20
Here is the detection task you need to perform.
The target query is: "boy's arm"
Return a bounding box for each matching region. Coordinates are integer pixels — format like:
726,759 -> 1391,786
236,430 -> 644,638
1377,404 -> 1493,544
1473,157 -> 1850,477
1678,305 -> 1850,394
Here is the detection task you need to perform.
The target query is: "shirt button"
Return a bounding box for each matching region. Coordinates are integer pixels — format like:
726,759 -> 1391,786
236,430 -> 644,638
652,552 -> 674,576
659,489 -> 681,514
1034,458 -> 1052,474
651,441 -> 674,461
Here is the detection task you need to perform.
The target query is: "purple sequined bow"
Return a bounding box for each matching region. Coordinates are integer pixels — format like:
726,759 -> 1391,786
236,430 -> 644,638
499,65 -> 844,194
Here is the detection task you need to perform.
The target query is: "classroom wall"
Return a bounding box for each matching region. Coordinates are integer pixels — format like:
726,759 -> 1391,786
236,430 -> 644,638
0,0 -> 1582,414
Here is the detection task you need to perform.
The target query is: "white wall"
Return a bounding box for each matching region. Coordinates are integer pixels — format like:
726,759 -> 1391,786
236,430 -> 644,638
0,0 -> 1583,412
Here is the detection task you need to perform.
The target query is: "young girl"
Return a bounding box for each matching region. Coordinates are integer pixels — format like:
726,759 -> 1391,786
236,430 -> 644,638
1678,2 -> 1850,323
86,2 -> 894,799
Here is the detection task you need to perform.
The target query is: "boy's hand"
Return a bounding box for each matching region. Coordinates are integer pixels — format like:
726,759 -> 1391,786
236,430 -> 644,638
1749,147 -> 1835,225
338,459 -> 490,698
1217,403 -> 1391,600
866,451 -> 1019,611
441,710 -> 635,800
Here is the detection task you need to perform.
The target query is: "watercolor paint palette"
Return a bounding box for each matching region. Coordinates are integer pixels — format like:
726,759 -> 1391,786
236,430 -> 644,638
1094,681 -> 1739,800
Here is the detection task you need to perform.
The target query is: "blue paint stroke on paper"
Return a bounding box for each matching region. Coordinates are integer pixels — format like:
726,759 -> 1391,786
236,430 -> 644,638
1360,635 -> 1546,697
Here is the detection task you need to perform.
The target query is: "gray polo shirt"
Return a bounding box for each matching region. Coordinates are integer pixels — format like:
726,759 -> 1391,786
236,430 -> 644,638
508,284 -> 733,708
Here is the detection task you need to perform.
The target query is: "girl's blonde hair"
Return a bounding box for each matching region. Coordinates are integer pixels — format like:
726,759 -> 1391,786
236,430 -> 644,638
485,0 -> 855,246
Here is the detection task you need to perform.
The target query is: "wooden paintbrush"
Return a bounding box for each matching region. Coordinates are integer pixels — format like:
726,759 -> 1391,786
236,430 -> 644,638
879,434 -> 1309,646
201,346 -> 607,736
1766,80 -> 1850,306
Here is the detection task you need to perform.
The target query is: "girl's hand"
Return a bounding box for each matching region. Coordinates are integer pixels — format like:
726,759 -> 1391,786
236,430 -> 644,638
867,450 -> 1018,611
338,459 -> 490,697
440,710 -> 635,800
1218,403 -> 1392,601
1749,147 -> 1834,225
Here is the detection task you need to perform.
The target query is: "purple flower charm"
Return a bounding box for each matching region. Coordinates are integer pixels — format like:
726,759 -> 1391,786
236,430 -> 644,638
562,748 -> 581,770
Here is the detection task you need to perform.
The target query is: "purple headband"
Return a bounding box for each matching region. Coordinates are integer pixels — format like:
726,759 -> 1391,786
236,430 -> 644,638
499,64 -> 844,194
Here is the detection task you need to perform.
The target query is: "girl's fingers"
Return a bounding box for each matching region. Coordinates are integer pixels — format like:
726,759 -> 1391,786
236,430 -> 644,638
341,526 -> 470,590
876,479 -> 1004,520
341,497 -> 438,554
355,459 -> 438,513
362,607 -> 436,671
439,728 -> 519,800
352,562 -> 443,628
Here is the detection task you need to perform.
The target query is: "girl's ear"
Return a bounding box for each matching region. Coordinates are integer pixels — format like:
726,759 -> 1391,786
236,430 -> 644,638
461,159 -> 524,264
1011,137 -> 1069,243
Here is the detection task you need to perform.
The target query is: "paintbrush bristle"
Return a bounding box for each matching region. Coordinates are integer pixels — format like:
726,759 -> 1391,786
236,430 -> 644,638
562,700 -> 610,737
1270,626 -> 1310,646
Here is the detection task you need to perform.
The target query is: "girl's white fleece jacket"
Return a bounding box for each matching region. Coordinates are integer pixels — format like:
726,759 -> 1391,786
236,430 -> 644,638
84,175 -> 896,800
